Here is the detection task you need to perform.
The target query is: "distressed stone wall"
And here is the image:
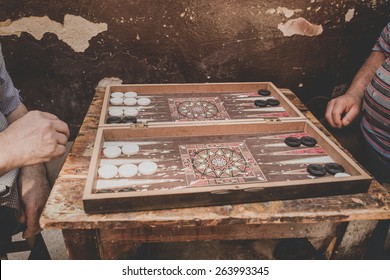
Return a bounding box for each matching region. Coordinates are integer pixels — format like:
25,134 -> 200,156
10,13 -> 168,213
0,0 -> 389,138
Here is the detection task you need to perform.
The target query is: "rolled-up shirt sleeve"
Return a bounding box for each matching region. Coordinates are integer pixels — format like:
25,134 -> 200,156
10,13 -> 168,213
0,44 -> 20,210
373,22 -> 390,57
0,44 -> 21,116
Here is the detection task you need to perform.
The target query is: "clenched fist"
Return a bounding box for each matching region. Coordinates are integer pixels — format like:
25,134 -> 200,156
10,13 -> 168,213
325,93 -> 363,129
0,110 -> 69,174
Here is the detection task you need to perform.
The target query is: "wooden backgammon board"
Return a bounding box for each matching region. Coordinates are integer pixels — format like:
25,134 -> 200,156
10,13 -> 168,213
98,82 -> 304,127
82,83 -> 371,213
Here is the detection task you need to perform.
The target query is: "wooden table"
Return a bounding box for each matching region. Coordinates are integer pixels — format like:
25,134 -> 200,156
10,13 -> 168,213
40,81 -> 390,260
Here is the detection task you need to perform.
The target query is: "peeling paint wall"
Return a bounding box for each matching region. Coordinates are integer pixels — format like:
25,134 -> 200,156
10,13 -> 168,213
0,15 -> 107,52
278,17 -> 323,37
0,0 -> 389,138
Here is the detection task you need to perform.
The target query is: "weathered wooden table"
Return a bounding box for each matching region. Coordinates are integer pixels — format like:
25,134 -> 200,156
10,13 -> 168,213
40,82 -> 390,260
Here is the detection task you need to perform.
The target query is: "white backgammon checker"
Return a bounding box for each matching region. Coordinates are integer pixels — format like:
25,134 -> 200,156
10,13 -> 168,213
124,97 -> 137,106
111,92 -> 124,98
121,144 -> 140,155
98,165 -> 118,179
103,146 -> 122,158
124,108 -> 139,117
118,164 -> 139,178
138,161 -> 158,175
137,97 -> 151,106
110,97 -> 124,105
124,91 -> 138,98
334,173 -> 351,178
108,108 -> 123,117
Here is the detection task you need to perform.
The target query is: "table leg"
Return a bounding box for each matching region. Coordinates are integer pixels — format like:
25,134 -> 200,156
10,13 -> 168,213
62,229 -> 99,260
308,237 -> 335,259
333,220 -> 378,259
97,240 -> 140,260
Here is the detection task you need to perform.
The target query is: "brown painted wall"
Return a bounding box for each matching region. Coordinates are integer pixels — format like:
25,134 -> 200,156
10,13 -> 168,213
0,0 -> 389,139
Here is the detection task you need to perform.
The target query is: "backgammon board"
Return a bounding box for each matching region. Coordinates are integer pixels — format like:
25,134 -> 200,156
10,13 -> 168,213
98,82 -> 304,127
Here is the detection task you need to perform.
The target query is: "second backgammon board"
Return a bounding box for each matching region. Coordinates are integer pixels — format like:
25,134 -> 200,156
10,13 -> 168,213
83,118 -> 371,213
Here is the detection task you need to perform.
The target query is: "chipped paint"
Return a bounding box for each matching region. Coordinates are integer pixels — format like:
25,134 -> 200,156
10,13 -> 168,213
266,7 -> 302,18
97,77 -> 123,91
0,14 -> 107,52
266,8 -> 276,14
278,17 -> 323,37
345,8 -> 355,22
371,0 -> 377,9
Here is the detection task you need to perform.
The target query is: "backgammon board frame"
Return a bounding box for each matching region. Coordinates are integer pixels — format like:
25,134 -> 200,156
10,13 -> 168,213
83,119 -> 371,214
98,82 -> 306,128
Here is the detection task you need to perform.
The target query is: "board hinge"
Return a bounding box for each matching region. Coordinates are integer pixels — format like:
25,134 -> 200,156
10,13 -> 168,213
129,121 -> 149,128
264,118 -> 281,124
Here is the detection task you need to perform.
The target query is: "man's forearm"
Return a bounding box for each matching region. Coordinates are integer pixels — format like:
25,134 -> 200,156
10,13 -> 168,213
6,102 -> 28,124
346,51 -> 386,99
18,148 -> 50,239
0,130 -> 17,175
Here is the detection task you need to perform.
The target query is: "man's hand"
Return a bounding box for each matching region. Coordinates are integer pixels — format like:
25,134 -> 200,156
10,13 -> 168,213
0,110 -> 69,174
17,164 -> 50,239
325,93 -> 362,128
325,51 -> 385,129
